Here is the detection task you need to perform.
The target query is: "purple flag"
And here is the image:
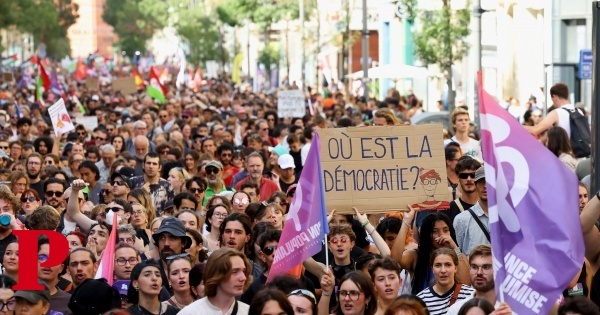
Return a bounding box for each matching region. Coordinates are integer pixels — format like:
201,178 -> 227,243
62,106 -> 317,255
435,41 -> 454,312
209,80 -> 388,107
267,132 -> 329,283
17,68 -> 31,90
478,73 -> 584,315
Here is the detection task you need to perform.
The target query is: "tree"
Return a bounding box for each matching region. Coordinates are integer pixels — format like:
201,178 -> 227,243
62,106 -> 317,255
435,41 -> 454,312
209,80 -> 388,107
177,8 -> 225,67
258,42 -> 281,87
412,0 -> 470,112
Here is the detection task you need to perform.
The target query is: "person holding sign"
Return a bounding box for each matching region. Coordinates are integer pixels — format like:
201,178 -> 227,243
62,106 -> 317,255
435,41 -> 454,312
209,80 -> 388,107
391,207 -> 470,295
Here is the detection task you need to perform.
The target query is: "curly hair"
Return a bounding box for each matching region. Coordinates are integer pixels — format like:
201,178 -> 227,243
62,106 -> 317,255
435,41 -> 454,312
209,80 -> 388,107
0,190 -> 20,214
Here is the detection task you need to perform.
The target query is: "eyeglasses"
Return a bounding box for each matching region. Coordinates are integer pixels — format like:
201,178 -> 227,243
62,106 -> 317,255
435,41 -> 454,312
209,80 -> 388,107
116,257 -> 138,266
458,172 -> 476,180
160,150 -> 169,155
421,179 -> 438,185
329,237 -> 349,244
112,180 -> 128,187
38,254 -> 49,263
20,196 -> 38,203
234,198 -> 249,206
213,212 -> 227,219
339,290 -> 362,301
166,253 -> 190,260
189,188 -> 204,194
28,161 -> 40,166
262,246 -> 277,255
0,299 -> 16,311
133,210 -> 145,216
105,207 -> 124,213
45,191 -> 63,198
469,264 -> 493,274
159,115 -> 168,118
279,201 -> 289,207
118,237 -> 135,244
289,289 -> 316,305
205,167 -> 219,175
102,189 -> 111,195
77,132 -> 86,136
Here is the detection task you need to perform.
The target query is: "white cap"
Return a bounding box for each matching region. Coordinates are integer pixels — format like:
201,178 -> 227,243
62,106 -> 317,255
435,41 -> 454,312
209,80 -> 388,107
91,95 -> 100,101
278,154 -> 295,169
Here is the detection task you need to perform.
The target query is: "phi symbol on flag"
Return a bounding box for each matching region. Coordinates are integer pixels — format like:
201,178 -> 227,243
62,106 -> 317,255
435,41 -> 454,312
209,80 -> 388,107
480,113 -> 526,233
287,181 -> 313,231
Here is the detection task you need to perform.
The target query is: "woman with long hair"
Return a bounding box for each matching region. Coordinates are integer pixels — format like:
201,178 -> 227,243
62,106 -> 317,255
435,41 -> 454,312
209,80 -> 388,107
19,189 -> 40,217
391,208 -> 471,295
183,151 -> 199,178
126,260 -> 179,315
8,171 -> 28,198
319,271 -> 377,315
166,254 -> 195,310
249,288 -> 294,315
129,201 -> 154,250
168,167 -> 190,194
416,248 -> 475,315
204,204 -> 230,252
111,135 -> 126,154
128,188 -> 156,221
547,126 -> 578,172
2,240 -> 18,283
188,263 -> 205,300
456,298 -> 495,315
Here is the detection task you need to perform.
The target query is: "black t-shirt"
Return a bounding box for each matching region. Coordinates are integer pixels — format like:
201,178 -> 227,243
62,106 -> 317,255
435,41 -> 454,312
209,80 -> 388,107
126,304 -> 179,315
290,151 -> 303,176
279,178 -> 298,195
49,288 -> 72,315
415,207 -> 462,230
449,199 -> 475,222
0,232 -> 16,264
30,180 -> 45,202
56,278 -> 72,292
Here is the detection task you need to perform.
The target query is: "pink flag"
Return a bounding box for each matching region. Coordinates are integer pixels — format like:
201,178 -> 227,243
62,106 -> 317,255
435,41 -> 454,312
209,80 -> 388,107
95,213 -> 118,285
267,132 -> 329,282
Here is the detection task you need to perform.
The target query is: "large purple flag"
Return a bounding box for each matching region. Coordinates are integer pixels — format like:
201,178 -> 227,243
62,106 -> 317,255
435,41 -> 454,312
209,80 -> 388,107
267,132 -> 329,283
478,73 -> 584,315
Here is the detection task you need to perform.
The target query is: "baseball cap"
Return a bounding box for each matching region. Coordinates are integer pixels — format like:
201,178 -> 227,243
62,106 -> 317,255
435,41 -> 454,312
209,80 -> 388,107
474,166 -> 485,182
110,167 -> 135,188
205,160 -> 223,171
69,278 -> 121,315
14,282 -> 51,304
152,217 -> 192,249
182,109 -> 193,117
112,280 -> 130,295
268,144 -> 289,157
91,95 -> 100,101
278,154 -> 295,169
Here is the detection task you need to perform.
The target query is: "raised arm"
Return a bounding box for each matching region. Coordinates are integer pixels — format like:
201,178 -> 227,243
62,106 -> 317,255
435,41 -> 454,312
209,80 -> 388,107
68,179 -> 97,232
317,267 -> 335,315
353,207 -> 390,257
390,206 -> 417,272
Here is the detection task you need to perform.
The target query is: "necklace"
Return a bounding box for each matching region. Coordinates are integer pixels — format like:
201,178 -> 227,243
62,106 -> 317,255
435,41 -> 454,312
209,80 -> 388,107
137,302 -> 162,315
172,296 -> 187,309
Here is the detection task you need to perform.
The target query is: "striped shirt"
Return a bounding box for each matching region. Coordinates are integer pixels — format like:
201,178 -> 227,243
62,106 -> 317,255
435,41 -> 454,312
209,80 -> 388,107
416,284 -> 475,315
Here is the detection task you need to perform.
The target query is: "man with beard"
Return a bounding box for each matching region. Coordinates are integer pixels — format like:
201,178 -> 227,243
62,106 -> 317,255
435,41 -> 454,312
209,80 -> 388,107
453,166 -> 490,255
216,143 -> 239,187
202,161 -> 231,206
111,167 -> 135,200
44,178 -> 68,213
38,235 -> 71,314
448,156 -> 481,217
234,152 -> 279,201
447,245 -> 512,314
131,152 -> 174,215
96,144 -> 116,184
132,135 -> 150,176
27,153 -> 45,198
151,217 -> 191,271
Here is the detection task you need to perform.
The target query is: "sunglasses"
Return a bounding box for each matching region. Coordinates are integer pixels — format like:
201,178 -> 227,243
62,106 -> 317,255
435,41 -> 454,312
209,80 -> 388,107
234,198 -> 249,205
20,196 -> 38,203
95,136 -> 106,141
289,289 -> 316,305
329,237 -> 349,244
102,189 -> 111,195
182,116 -> 190,119
0,146 -> 7,150
166,253 -> 190,260
45,191 -> 63,198
458,172 -> 476,179
205,167 -> 219,175
160,150 -> 169,155
112,180 -> 128,187
105,207 -> 124,213
262,246 -> 277,256
189,188 -> 204,194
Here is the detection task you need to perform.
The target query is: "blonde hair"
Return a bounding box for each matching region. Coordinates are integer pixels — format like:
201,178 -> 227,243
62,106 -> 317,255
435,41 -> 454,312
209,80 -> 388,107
451,108 -> 470,124
169,167 -> 190,183
374,109 -> 400,125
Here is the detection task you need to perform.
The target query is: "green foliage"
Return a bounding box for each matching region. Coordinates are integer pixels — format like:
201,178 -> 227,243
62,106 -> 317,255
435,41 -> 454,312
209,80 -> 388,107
413,0 -> 471,70
400,0 -> 418,23
177,8 -> 226,67
216,1 -> 241,27
258,43 -> 280,71
227,0 -> 299,31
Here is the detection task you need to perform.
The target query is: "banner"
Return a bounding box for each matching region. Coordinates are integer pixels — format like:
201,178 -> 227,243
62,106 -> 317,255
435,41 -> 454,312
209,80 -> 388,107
112,77 -> 138,95
267,132 -> 329,282
277,90 -> 305,118
318,125 -> 447,213
85,77 -> 98,90
232,53 -> 243,84
478,72 -> 584,315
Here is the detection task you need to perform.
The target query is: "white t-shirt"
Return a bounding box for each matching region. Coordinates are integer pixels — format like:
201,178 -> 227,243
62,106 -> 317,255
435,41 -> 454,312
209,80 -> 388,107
445,136 -> 482,161
555,104 -> 582,137
178,297 -> 249,315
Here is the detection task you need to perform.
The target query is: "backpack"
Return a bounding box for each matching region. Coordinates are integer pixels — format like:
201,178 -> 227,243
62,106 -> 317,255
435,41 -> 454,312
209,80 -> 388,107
563,108 -> 591,158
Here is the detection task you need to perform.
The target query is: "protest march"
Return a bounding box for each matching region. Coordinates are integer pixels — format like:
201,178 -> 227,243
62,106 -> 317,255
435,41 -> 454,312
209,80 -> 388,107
0,56 -> 594,315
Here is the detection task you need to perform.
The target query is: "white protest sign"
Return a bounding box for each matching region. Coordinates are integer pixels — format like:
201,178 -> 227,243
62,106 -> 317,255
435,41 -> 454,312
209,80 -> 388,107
277,90 -> 305,118
75,116 -> 98,130
48,99 -> 75,137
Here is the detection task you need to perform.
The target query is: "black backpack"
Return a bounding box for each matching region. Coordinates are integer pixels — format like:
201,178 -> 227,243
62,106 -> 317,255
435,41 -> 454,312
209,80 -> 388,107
563,108 -> 591,158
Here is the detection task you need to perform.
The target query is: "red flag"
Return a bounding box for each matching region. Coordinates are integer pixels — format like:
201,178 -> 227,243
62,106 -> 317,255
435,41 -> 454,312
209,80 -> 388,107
37,59 -> 51,90
74,59 -> 87,81
149,67 -> 167,95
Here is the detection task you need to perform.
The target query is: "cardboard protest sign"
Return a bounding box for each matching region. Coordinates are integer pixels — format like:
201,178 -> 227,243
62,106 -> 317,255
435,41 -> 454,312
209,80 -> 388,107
277,90 -> 305,118
318,124 -> 447,214
85,77 -> 98,90
48,99 -> 75,137
112,77 -> 138,95
75,116 -> 98,130
2,73 -> 13,82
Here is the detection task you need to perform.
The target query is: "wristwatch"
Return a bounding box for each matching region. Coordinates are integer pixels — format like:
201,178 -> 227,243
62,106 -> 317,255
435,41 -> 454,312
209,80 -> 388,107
454,247 -> 463,259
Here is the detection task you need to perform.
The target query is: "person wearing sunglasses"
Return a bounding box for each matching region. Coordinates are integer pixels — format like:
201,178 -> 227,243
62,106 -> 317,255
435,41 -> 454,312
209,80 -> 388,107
288,289 -> 317,315
241,229 -> 284,304
43,178 -> 68,213
202,161 -> 232,207
185,177 -> 207,210
19,189 -> 40,217
232,191 -> 251,214
448,156 -> 482,217
216,143 -> 239,187
111,167 -> 134,200
319,271 -> 377,315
